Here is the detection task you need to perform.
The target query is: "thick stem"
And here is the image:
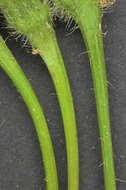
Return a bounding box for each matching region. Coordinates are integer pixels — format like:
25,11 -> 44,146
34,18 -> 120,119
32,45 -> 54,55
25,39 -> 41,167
76,2 -> 116,190
31,29 -> 79,190
0,36 -> 58,190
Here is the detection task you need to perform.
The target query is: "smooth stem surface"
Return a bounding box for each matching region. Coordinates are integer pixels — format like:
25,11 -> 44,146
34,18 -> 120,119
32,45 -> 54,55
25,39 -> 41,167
31,29 -> 79,190
77,2 -> 116,189
0,36 -> 58,190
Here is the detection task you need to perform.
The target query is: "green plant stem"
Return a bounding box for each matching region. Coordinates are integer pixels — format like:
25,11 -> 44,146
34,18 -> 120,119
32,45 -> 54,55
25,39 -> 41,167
51,0 -> 116,189
76,2 -> 116,189
0,1 -> 79,189
31,29 -> 79,190
0,36 -> 58,190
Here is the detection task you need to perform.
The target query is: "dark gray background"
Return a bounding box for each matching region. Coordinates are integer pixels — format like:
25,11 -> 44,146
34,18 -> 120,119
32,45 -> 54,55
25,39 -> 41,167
0,1 -> 126,190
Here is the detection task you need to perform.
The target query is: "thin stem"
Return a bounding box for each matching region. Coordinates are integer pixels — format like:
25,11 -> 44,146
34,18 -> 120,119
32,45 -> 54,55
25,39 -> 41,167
31,29 -> 79,190
0,36 -> 58,190
77,2 -> 116,189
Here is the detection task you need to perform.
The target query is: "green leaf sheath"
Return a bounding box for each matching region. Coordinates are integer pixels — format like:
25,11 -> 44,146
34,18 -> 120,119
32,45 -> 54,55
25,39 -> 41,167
0,36 -> 58,190
76,2 -> 116,190
0,1 -> 79,190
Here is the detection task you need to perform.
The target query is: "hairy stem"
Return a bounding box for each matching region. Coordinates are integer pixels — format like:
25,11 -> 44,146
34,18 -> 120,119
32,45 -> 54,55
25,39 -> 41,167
77,1 -> 116,189
0,36 -> 58,190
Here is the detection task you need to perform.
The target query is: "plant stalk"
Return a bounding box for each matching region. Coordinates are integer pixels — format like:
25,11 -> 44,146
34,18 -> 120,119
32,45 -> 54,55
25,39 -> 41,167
76,1 -> 116,189
0,35 -> 58,190
50,0 -> 116,188
30,28 -> 79,190
0,1 -> 79,189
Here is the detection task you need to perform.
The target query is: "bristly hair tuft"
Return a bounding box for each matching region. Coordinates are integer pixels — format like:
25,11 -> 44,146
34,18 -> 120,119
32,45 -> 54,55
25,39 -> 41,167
50,3 -> 76,32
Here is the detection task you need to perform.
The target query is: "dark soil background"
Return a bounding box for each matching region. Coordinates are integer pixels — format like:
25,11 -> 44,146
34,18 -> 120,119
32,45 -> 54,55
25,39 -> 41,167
0,1 -> 126,190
